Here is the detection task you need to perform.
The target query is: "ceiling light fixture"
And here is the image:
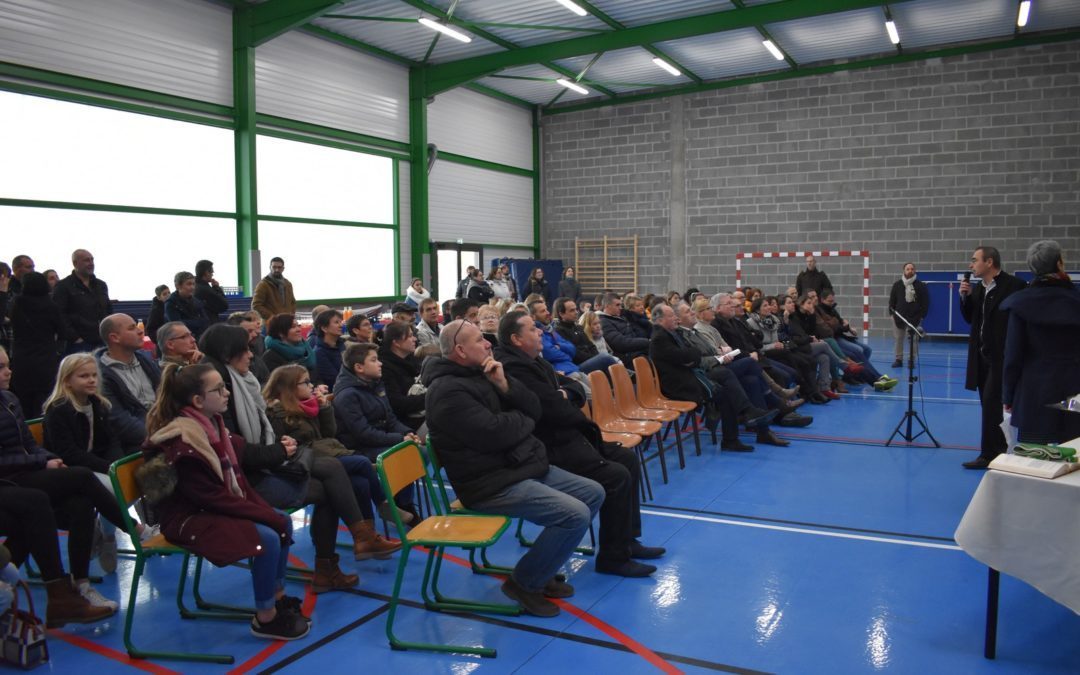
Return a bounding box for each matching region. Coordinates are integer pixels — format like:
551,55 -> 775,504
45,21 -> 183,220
885,20 -> 900,44
556,78 -> 589,95
556,0 -> 588,17
652,57 -> 681,77
762,40 -> 785,61
418,17 -> 472,43
1017,0 -> 1031,28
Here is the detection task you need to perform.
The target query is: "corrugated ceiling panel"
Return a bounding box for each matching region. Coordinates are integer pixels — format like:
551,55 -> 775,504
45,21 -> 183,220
591,0 -> 735,28
256,31 -> 408,142
398,160 -> 412,288
478,64 -> 579,105
0,0 -> 231,105
429,162 -> 534,247
556,47 -> 693,93
443,0 -> 610,47
891,0 -> 1015,50
1025,0 -> 1080,32
766,7 -> 894,65
429,88 -> 534,170
657,27 -> 791,81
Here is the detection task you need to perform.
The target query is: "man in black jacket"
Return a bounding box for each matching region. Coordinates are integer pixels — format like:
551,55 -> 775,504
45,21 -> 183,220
95,313 -> 161,455
596,292 -> 650,367
888,263 -> 930,368
795,254 -> 833,297
423,320 -> 604,617
959,246 -> 1027,469
53,249 -> 112,352
496,311 -> 661,578
194,259 -> 229,324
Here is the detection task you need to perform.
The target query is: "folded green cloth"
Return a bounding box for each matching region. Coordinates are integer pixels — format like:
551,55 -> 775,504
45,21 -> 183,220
1014,444 -> 1077,463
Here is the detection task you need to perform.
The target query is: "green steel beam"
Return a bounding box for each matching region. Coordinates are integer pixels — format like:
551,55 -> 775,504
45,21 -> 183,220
256,113 -> 410,153
758,25 -> 799,70
0,198 -> 234,220
257,214 -> 397,229
545,51 -> 601,108
393,160 -> 401,296
545,29 -> 1080,115
437,151 -> 534,178
320,14 -> 607,33
408,67 -> 430,287
421,0 -> 459,65
321,15 -> 415,22
424,0 -> 909,94
300,25 -> 419,67
463,82 -> 535,109
399,0 -> 618,98
532,106 -> 541,259
233,10 -> 258,294
236,0 -> 344,47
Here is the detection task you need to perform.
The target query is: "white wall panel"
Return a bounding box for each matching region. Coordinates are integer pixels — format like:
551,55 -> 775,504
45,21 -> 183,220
429,162 -> 534,247
428,88 -> 533,170
398,161 -> 412,290
0,0 -> 231,105
484,248 -> 535,272
256,31 -> 408,142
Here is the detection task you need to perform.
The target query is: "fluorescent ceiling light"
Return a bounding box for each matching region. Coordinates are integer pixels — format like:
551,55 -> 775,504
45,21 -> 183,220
885,20 -> 900,45
556,0 -> 588,17
652,57 -> 681,77
1017,1 -> 1031,27
556,78 -> 589,95
418,17 -> 472,43
762,39 -> 785,61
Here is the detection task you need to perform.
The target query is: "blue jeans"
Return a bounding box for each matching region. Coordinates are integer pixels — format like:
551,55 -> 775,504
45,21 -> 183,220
337,454 -> 386,520
834,338 -> 882,380
251,515 -> 292,610
579,353 -> 619,374
469,466 -> 604,592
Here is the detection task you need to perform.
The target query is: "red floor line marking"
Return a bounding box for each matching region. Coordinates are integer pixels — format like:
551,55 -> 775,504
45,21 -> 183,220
47,629 -> 180,675
228,555 -> 316,675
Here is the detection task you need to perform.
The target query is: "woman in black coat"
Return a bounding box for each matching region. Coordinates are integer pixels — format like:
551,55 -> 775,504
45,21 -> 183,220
376,322 -> 425,432
10,272 -> 79,417
557,267 -> 583,305
1001,240 -> 1080,444
526,267 -> 550,304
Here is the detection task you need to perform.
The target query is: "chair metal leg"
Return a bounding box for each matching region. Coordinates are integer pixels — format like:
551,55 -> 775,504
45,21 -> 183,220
428,547 -> 520,615
188,556 -> 255,619
654,433 -> 669,484
636,444 -> 653,502
669,421 -> 686,470
683,412 -> 702,456
468,547 -> 514,576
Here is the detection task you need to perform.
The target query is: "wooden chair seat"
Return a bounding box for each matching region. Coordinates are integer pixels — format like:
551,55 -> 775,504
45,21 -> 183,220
405,515 -> 507,544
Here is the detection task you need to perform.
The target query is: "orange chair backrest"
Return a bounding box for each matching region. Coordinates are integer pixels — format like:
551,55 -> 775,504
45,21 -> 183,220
27,419 -> 44,447
587,370 -> 619,426
581,401 -> 592,420
632,357 -> 662,405
609,363 -> 642,416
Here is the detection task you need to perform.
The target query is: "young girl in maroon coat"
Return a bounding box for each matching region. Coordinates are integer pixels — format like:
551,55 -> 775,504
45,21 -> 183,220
142,363 -> 310,641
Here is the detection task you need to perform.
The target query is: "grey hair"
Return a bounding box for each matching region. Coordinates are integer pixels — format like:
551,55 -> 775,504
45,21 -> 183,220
439,319 -> 469,356
1027,239 -> 1063,276
650,303 -> 670,324
157,321 -> 186,352
710,292 -> 731,309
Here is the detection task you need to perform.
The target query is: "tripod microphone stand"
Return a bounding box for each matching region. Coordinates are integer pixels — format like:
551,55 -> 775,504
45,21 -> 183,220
886,310 -> 940,447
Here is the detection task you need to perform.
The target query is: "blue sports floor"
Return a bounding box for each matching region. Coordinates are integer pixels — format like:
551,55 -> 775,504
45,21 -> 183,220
34,339 -> 1080,674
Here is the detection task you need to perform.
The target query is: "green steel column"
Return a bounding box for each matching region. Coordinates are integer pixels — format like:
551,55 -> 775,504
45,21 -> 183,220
408,67 -> 429,287
532,106 -> 541,259
233,10 -> 258,294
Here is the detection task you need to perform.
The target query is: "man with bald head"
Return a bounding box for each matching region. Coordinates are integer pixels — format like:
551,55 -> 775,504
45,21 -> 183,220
95,313 -> 160,452
53,249 -> 112,352
423,319 -> 605,618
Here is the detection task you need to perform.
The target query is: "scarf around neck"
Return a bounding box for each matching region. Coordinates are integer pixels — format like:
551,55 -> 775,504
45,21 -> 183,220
903,274 -> 917,302
180,407 -> 244,497
265,336 -> 316,369
226,364 -> 275,445
298,395 -> 321,419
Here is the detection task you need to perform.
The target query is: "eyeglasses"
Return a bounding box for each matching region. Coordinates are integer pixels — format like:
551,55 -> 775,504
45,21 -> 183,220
205,383 -> 228,396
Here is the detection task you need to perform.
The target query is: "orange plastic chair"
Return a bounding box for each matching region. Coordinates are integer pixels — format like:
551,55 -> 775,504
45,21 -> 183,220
582,402 -> 643,450
588,371 -> 662,500
633,356 -> 702,457
609,364 -> 685,475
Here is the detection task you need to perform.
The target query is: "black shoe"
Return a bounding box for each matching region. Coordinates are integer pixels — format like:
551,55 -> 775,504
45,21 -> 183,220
778,413 -> 813,428
596,559 -> 656,578
543,577 -> 574,599
251,609 -> 311,641
962,457 -> 991,470
892,360 -> 903,368
502,577 -> 560,617
738,407 -> 777,427
275,595 -> 310,623
720,439 -> 754,452
809,393 -> 830,404
629,540 -> 666,560
756,430 -> 790,447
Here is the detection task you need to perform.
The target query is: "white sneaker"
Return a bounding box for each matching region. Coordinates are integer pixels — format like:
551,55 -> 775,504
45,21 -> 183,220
78,582 -> 119,611
138,524 -> 161,543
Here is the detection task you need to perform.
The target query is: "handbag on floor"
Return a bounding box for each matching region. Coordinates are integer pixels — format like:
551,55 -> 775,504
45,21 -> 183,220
0,581 -> 49,669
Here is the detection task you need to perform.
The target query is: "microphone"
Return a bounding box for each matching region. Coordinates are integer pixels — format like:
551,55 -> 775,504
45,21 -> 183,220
963,272 -> 971,283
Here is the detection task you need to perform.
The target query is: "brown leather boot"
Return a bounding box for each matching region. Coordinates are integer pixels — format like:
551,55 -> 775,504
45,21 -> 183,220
45,576 -> 115,628
349,520 -> 403,561
311,554 -> 359,594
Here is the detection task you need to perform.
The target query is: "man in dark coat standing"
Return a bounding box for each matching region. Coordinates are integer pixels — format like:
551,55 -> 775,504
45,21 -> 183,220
959,246 -> 1027,469
194,259 -> 229,324
888,263 -> 930,368
495,310 -> 662,578
795,254 -> 833,298
1000,240 -> 1080,445
52,249 -> 112,352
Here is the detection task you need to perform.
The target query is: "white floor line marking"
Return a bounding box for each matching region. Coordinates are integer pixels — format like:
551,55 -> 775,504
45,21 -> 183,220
641,509 -> 962,551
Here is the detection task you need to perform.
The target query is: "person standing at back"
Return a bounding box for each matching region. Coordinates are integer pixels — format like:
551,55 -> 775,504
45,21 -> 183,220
888,263 -> 930,368
795,254 -> 832,298
53,249 -> 112,353
958,246 -> 1027,469
252,258 -> 296,323
195,259 -> 229,324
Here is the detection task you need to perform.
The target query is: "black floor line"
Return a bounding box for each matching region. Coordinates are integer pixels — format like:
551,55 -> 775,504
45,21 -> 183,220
258,586 -> 772,675
644,503 -> 957,543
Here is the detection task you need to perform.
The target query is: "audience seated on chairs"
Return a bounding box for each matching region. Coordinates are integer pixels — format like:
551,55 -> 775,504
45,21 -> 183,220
784,295 -> 842,402
251,257 -> 296,323
227,311 -> 270,384
141,362 -> 310,641
164,272 -> 211,340
344,312 -> 375,345
449,297 -> 481,324
579,309 -> 614,358
96,313 -> 161,455
199,323 -> 379,572
305,306 -> 331,349
553,297 -> 619,374
194,259 -> 229,324
495,310 -> 662,578
597,292 -> 650,368
746,296 -> 821,401
378,321 -> 426,431
313,309 -> 346,387
263,365 -> 403,586
0,345 -> 127,612
422,319 -> 604,617
262,313 -> 316,380
10,271 -> 77,417
414,298 -> 440,348
477,304 -> 501,348
0,484 -> 114,627
526,299 -> 597,391
622,294 -> 652,339
156,321 -> 203,369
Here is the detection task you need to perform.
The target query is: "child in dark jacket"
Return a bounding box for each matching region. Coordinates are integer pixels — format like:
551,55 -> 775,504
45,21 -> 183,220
141,362 -> 309,640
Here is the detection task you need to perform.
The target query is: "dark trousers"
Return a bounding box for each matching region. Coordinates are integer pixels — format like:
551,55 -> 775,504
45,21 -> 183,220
0,486 -> 67,581
8,467 -> 126,579
764,348 -> 819,394
560,439 -> 634,566
977,360 -> 1007,461
703,366 -> 758,440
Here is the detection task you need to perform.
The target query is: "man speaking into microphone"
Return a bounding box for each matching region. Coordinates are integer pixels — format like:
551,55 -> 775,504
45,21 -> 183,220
958,246 -> 1026,469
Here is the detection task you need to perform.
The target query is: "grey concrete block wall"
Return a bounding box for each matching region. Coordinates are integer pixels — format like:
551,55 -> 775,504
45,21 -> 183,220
541,42 -> 1080,334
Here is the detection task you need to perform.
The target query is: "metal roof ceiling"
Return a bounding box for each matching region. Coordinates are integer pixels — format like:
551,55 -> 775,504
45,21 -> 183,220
294,0 -> 1080,111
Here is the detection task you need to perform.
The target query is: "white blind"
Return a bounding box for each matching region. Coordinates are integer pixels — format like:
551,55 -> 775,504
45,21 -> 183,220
428,88 -> 533,170
429,162 -> 534,247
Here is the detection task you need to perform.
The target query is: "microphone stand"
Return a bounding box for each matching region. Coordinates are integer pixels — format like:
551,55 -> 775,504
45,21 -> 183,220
885,309 -> 940,447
